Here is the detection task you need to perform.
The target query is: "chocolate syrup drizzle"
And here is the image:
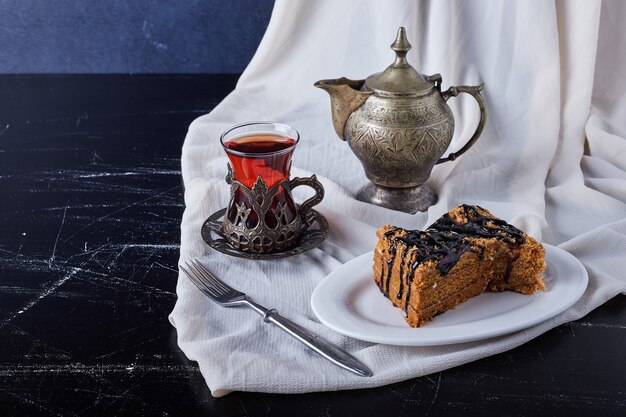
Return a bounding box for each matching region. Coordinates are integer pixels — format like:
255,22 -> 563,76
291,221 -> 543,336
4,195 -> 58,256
380,205 -> 526,304
396,249 -> 407,300
383,243 -> 396,297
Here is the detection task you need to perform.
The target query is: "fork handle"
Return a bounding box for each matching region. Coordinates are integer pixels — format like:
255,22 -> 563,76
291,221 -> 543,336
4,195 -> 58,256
261,309 -> 373,377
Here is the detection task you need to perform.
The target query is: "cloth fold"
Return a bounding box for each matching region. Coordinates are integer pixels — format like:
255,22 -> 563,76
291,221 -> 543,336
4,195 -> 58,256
170,0 -> 626,397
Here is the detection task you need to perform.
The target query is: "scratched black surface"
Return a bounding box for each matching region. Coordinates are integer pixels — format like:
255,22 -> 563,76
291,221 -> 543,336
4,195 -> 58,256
0,75 -> 624,417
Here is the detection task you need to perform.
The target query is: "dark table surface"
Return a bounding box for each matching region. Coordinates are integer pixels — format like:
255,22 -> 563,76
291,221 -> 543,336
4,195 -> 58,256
0,74 -> 624,417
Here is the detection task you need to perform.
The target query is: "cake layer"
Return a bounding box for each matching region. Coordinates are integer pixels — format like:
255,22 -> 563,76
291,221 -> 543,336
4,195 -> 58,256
373,205 -> 546,327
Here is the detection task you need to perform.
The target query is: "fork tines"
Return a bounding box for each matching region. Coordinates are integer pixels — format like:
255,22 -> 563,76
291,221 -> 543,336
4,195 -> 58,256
180,260 -> 233,298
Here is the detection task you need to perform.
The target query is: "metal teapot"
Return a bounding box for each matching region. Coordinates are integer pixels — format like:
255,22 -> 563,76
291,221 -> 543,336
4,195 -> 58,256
315,27 -> 486,213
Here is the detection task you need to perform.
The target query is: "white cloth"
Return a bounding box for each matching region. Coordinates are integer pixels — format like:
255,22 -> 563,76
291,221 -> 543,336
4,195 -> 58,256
169,0 -> 626,397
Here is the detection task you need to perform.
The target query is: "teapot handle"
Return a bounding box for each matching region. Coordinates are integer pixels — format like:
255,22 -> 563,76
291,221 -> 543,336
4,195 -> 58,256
436,83 -> 486,164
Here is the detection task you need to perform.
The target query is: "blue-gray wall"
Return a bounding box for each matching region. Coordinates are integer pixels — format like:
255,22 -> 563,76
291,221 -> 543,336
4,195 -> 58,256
0,0 -> 275,73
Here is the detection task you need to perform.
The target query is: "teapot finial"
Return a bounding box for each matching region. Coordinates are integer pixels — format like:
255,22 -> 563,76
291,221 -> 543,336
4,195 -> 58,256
391,27 -> 412,67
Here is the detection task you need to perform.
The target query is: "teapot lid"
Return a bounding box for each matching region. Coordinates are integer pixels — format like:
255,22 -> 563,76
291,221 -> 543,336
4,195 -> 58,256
365,27 -> 434,95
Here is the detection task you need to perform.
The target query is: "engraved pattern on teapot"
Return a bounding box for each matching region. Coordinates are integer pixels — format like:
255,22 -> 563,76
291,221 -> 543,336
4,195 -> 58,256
344,93 -> 455,187
357,96 -> 451,126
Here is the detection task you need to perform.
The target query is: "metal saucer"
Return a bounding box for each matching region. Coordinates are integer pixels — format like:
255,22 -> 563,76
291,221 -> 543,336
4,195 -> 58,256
201,208 -> 329,260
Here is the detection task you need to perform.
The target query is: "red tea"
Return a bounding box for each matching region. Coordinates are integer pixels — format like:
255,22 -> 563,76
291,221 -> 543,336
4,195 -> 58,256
223,133 -> 298,229
223,134 -> 296,188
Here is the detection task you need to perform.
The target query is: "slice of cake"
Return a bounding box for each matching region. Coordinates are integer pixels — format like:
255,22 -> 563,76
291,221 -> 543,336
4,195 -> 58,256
373,205 -> 546,327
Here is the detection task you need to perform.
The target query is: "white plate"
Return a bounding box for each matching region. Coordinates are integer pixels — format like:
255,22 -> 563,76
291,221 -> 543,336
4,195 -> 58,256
311,244 -> 588,346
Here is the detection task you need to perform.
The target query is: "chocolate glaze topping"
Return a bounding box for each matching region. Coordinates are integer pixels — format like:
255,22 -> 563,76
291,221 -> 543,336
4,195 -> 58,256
430,205 -> 524,245
381,205 -> 526,297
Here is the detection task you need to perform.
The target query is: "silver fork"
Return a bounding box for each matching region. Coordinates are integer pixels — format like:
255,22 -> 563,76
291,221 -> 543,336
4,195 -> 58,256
180,259 -> 372,377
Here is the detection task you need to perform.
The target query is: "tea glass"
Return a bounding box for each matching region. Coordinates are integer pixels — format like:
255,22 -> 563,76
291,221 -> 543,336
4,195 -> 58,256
220,122 -> 324,253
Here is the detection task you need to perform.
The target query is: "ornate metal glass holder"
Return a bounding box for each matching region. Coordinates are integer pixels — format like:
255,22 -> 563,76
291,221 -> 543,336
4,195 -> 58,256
203,166 -> 328,259
221,165 -> 324,254
213,121 -> 326,257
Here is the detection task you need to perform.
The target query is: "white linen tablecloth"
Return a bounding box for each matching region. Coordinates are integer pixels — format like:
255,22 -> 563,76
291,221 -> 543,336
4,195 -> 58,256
169,0 -> 626,397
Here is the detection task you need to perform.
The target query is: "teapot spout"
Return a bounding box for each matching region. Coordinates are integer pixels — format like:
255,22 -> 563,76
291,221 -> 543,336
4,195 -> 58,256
314,78 -> 372,140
